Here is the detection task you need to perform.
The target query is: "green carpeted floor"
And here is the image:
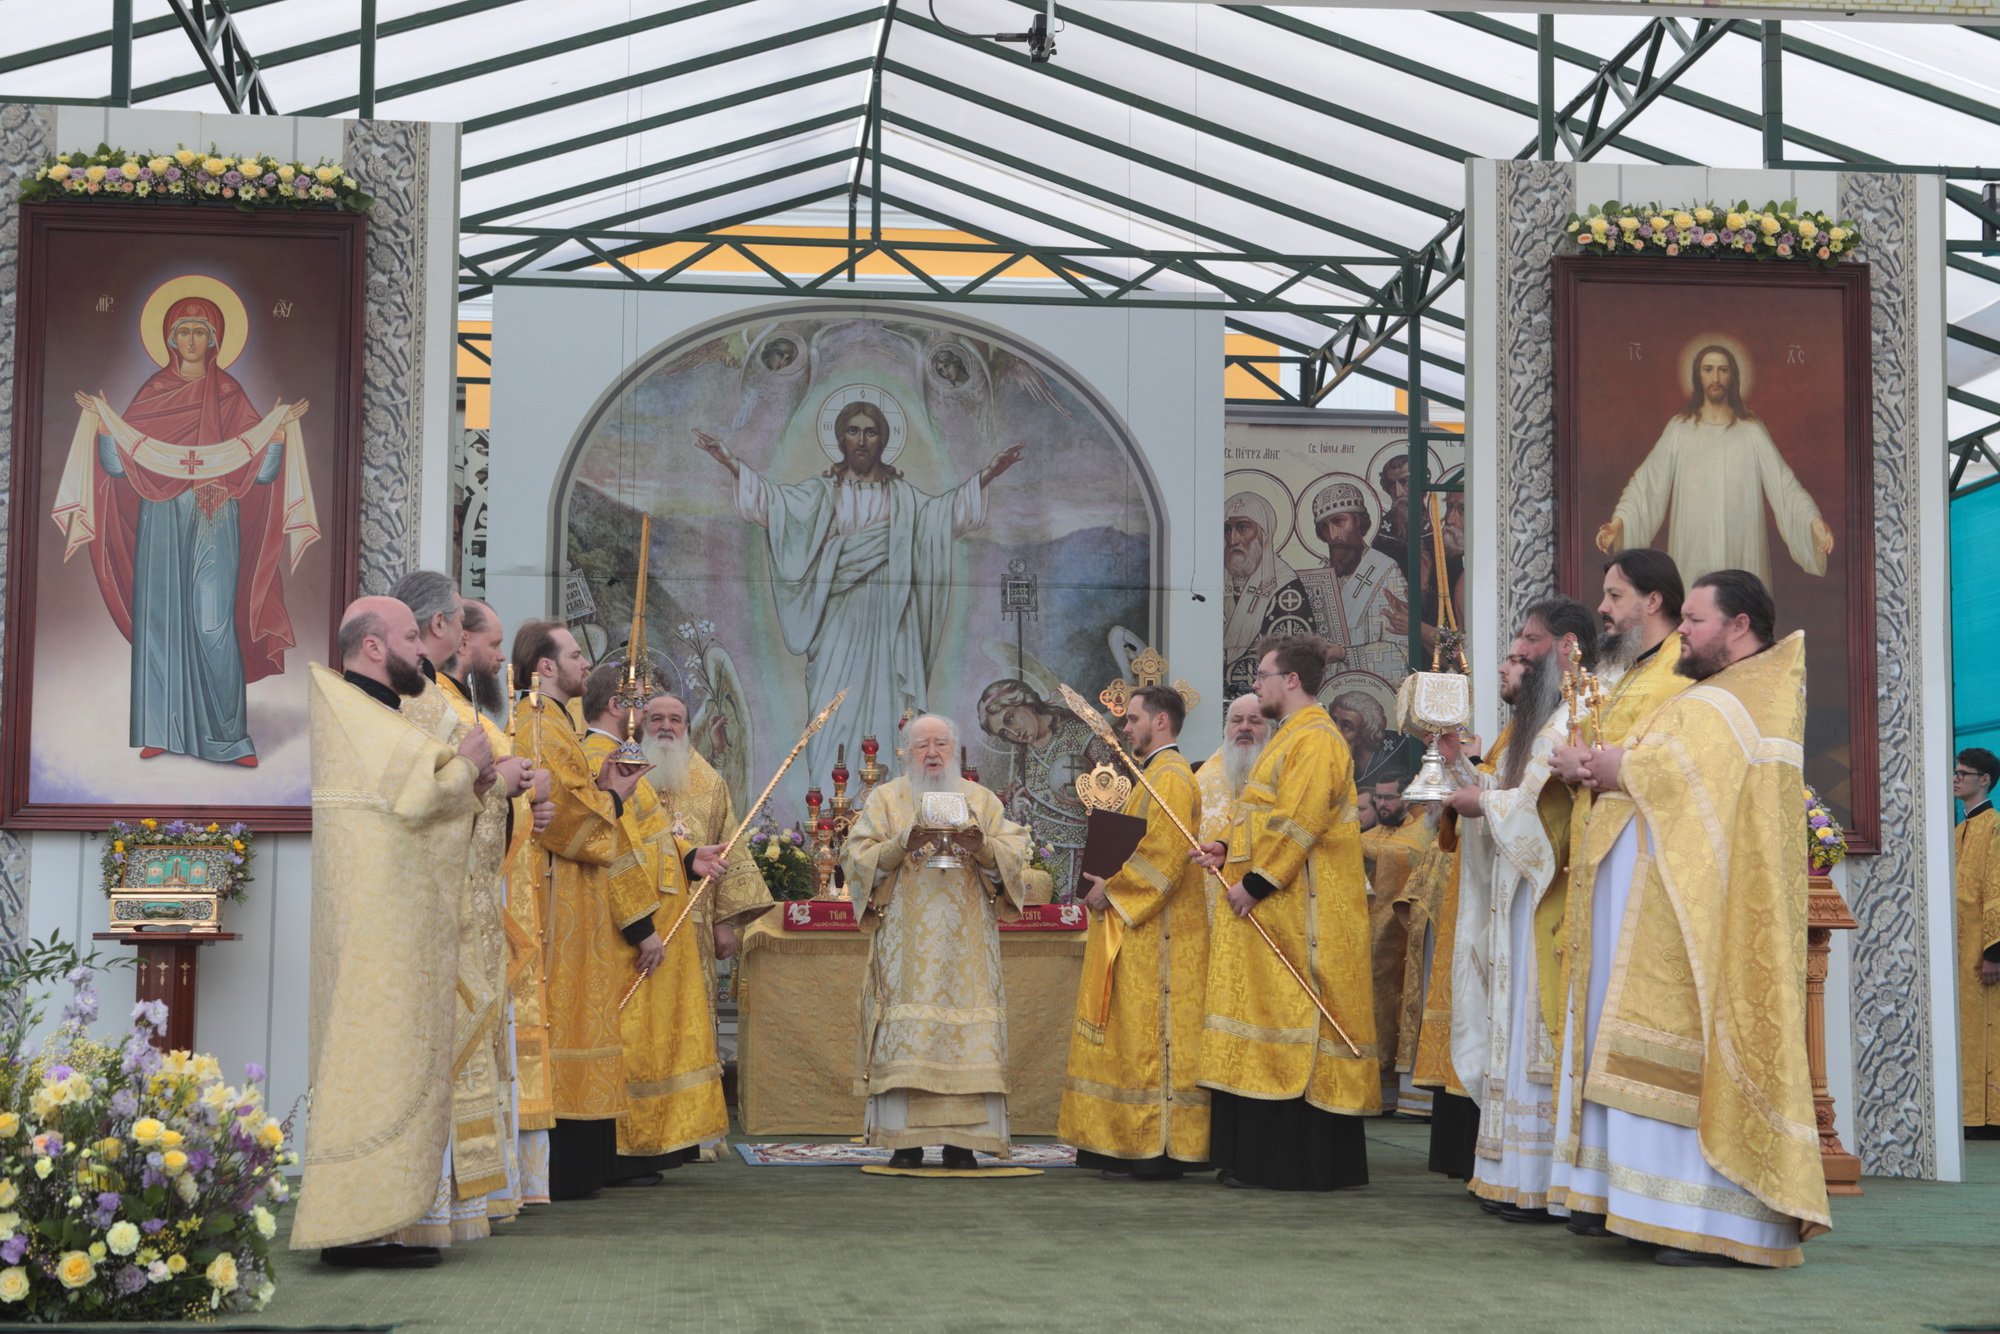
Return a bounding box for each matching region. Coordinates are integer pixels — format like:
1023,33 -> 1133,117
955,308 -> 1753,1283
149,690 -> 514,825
235,1120 -> 1997,1333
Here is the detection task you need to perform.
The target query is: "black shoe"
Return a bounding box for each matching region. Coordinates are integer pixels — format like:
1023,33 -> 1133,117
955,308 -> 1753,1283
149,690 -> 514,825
606,1172 -> 664,1188
1100,1168 -> 1184,1182
1476,1197 -> 1504,1214
887,1148 -> 924,1169
941,1146 -> 978,1171
1498,1205 -> 1560,1224
1565,1212 -> 1614,1237
1655,1246 -> 1751,1269
1216,1169 -> 1267,1190
320,1245 -> 443,1270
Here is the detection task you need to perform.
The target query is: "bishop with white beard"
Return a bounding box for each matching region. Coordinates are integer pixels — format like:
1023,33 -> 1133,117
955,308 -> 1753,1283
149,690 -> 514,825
844,714 -> 1031,1170
1197,693 -> 1271,846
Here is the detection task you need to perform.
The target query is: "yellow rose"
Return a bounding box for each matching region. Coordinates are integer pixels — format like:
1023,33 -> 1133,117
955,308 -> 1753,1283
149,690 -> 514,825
0,1181 -> 14,1208
33,1159 -> 52,1181
1694,207 -> 1714,224
341,175 -> 356,189
166,1253 -> 187,1275
106,1220 -> 140,1256
206,1252 -> 238,1293
206,823 -> 219,833
131,1117 -> 165,1147
232,840 -> 244,852
175,148 -> 197,166
314,166 -> 337,183
1797,219 -> 1818,239
142,818 -> 157,829
161,1150 -> 189,1177
1587,216 -> 1609,237
56,1250 -> 95,1290
85,164 -> 107,182
47,163 -> 71,181
1759,215 -> 1780,235
94,1138 -> 123,1162
277,164 -> 296,182
0,1267 -> 26,1302
1725,211 -> 1745,230
147,156 -> 170,174
119,161 -> 140,180
252,1205 -> 276,1239
255,1120 -> 284,1150
0,1112 -> 19,1138
88,1242 -> 106,1260
201,157 -> 226,175
1672,211 -> 1694,230
0,1213 -> 15,1233
1829,226 -> 1848,242
1648,215 -> 1668,231
1617,216 -> 1639,233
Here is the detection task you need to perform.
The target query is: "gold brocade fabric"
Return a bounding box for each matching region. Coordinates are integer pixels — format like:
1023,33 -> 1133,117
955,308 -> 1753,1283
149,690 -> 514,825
1195,745 -> 1237,844
579,734 -> 730,1156
1058,747 -> 1212,1163
293,666 -> 479,1250
1411,729 -> 1508,1096
504,828 -> 554,1132
397,677 -> 513,1216
1583,632 -> 1829,1239
1392,834 -> 1447,1073
512,704 -> 652,1120
844,779 -> 1031,1105
1362,812 -> 1432,1085
1200,705 -> 1379,1115
1955,805 -> 2000,1126
1552,636 -> 1691,1174
656,751 -> 777,979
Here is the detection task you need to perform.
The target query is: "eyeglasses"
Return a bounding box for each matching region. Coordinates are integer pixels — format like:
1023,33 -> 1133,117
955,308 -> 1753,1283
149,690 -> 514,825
1253,669 -> 1293,682
1955,768 -> 1982,779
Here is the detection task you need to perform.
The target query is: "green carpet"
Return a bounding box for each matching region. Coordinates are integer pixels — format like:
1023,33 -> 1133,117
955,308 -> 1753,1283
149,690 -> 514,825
233,1120 -> 1996,1333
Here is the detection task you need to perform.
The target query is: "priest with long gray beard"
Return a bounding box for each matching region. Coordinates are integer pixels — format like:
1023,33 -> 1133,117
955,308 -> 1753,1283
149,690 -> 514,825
844,714 -> 1032,1171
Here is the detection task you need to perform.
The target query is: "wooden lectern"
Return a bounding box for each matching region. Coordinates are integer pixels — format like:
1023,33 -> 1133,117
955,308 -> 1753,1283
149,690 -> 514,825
93,931 -> 240,1054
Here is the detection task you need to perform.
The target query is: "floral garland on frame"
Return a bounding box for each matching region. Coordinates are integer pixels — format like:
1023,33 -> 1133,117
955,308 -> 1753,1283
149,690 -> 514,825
1805,784 -> 1848,875
18,144 -> 370,213
99,820 -> 254,904
1565,199 -> 1859,266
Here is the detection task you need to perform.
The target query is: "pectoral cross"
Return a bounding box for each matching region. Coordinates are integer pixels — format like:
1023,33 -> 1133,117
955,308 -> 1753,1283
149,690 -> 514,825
176,449 -> 205,476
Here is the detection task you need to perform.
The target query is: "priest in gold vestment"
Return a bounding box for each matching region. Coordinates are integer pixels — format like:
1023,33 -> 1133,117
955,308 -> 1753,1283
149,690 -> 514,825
579,668 -> 731,1180
1444,597 -> 1593,1219
1060,686 -> 1210,1179
295,598 -> 492,1266
1574,571 -> 1829,1267
1196,694 -> 1270,848
1953,748 -> 2000,1136
510,621 -> 656,1199
388,572 -> 541,1245
846,715 -> 1031,1170
1360,780 -> 1431,1109
1547,548 -> 1688,1234
1195,635 -> 1378,1190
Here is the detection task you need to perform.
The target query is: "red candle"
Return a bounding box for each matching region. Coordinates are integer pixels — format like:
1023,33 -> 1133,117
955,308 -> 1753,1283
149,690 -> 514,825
805,787 -> 823,811
861,735 -> 879,758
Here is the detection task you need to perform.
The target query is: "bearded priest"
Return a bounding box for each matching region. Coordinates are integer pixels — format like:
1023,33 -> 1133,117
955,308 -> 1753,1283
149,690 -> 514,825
1574,570 -> 1830,1267
845,714 -> 1032,1170
295,597 -> 491,1267
1197,694 -> 1271,848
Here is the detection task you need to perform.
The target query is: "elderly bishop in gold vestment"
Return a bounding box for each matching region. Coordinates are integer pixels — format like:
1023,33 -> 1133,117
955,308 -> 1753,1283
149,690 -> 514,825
845,715 -> 1031,1170
1059,686 -> 1210,1179
1952,749 -> 2000,1135
1196,636 -> 1378,1191
578,668 -> 731,1178
1573,573 -> 1829,1267
294,599 -> 490,1266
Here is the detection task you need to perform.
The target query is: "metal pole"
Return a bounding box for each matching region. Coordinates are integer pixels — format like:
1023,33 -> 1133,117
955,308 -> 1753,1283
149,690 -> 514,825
1760,21 -> 1783,169
1536,15 -> 1556,161
360,0 -> 378,119
1403,262 -> 1427,674
111,0 -> 133,106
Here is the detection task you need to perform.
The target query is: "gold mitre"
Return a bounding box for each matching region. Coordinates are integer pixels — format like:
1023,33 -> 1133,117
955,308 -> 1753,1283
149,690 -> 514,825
1075,762 -> 1133,811
1099,645 -> 1202,717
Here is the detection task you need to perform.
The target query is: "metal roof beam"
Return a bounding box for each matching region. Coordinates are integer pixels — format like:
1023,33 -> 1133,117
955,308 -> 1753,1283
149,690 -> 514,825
849,0 -> 899,258
165,0 -> 280,114
1777,30 -> 2000,127
0,0 -> 287,75
131,0 -> 534,101
295,0 -> 790,118
898,9 -> 1455,222
462,110 -> 862,228
882,61 -> 1417,259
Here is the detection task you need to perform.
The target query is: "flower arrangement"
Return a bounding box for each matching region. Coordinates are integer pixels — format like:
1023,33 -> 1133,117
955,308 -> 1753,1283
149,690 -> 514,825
1565,199 -> 1859,266
749,817 -> 817,902
0,936 -> 294,1322
18,144 -> 371,213
99,820 -> 254,903
1805,785 -> 1848,875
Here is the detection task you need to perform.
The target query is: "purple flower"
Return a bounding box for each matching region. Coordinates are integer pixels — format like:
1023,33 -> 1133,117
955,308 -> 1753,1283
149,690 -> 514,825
133,999 -> 169,1034
0,1236 -> 23,1265
1638,224 -> 1653,238
115,1263 -> 149,1295
165,166 -> 181,181
189,1149 -> 216,1173
244,1061 -> 265,1084
138,167 -> 153,179
140,1219 -> 166,1236
261,172 -> 277,186
93,1191 -> 121,1226
49,1064 -> 74,1082
109,1088 -> 138,1118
